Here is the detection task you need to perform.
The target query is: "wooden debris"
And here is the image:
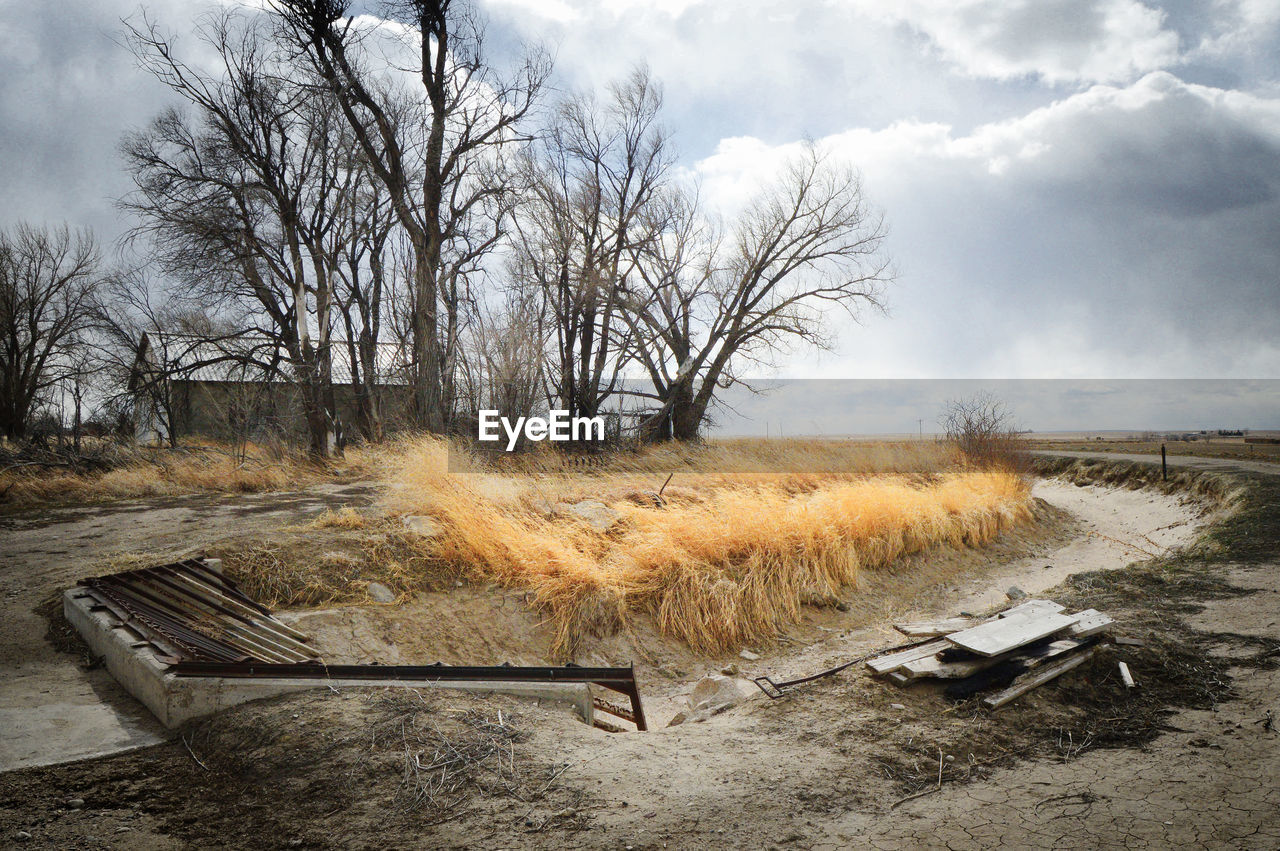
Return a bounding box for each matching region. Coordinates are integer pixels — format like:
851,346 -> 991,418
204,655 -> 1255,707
980,646 -> 1100,709
906,637 -> 1091,681
945,611 -> 1080,658
998,600 -> 1065,619
890,601 -> 1061,641
1113,636 -> 1144,647
875,600 -> 1117,708
1064,609 -> 1114,639
1118,661 -> 1136,688
900,652 -> 995,680
893,618 -> 976,638
866,639 -> 951,674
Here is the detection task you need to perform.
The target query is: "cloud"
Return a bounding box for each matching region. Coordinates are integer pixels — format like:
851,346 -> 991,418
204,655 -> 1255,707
0,0 -> 222,240
694,73 -> 1280,378
855,0 -> 1181,84
705,379 -> 1280,435
1193,0 -> 1280,60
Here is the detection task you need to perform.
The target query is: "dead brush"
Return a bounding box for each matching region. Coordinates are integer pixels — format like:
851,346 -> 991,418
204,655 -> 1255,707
379,438 -> 1034,657
312,506 -> 368,529
216,519 -> 447,608
0,439 -> 374,510
395,706 -> 533,816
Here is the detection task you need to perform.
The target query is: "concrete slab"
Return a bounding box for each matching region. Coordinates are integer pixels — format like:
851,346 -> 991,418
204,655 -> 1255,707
63,588 -> 595,729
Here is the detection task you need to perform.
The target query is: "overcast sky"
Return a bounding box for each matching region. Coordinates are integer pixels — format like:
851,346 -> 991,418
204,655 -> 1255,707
3,0 -> 1279,407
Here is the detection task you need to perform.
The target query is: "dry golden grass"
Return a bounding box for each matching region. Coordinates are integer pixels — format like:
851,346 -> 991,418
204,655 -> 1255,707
377,437 -> 1032,656
214,526 -> 438,609
0,441 -> 374,510
312,505 -> 370,529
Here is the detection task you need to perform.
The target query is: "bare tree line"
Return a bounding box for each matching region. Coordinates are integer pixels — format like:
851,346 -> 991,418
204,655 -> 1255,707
0,0 -> 892,455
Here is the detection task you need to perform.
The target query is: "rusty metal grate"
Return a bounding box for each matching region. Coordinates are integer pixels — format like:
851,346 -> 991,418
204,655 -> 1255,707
78,558 -> 318,665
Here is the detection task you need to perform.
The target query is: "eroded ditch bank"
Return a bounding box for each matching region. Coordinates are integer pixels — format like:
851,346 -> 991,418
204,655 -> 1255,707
4,455 -> 1274,848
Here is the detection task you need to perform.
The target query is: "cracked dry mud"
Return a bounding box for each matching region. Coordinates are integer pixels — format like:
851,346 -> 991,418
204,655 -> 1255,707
0,457 -> 1277,849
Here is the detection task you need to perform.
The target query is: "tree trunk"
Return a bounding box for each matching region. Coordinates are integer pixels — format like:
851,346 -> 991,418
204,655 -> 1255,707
410,233 -> 444,432
670,389 -> 705,441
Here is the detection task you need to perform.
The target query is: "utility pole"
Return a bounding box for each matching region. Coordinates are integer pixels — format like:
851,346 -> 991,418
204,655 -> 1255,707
918,419 -> 923,440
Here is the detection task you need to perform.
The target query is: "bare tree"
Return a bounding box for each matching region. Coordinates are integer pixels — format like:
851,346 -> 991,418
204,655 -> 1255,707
271,0 -> 550,431
455,287 -> 545,423
331,152 -> 400,442
94,265 -> 254,447
122,9 -> 354,457
0,223 -> 104,441
626,145 -> 892,440
511,67 -> 672,424
940,391 -> 1025,467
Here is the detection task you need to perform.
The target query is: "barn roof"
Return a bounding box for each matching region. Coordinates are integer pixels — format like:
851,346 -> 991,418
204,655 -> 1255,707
135,332 -> 412,386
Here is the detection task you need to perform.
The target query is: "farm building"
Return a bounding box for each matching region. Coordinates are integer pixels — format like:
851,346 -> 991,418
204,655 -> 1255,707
128,332 -> 412,445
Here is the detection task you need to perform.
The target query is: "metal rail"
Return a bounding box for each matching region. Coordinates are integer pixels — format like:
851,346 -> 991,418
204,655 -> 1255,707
752,637 -> 932,699
171,661 -> 648,731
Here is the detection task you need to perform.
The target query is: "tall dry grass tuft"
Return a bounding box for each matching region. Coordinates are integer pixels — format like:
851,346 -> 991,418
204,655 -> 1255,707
0,441 -> 374,510
382,437 -> 1032,656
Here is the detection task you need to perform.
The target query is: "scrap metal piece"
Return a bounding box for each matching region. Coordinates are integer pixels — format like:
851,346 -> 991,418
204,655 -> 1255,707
170,661 -> 649,731
752,638 -> 928,699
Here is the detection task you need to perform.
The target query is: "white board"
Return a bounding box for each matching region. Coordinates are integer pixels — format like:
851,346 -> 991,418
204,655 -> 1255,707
945,611 -> 1080,657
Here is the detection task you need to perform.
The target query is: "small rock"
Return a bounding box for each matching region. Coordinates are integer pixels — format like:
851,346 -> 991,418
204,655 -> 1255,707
115,827 -> 133,834
688,674 -> 752,713
66,798 -> 85,809
402,515 -> 442,538
1006,586 -> 1028,601
288,839 -> 303,848
14,831 -> 32,842
667,710 -> 689,727
739,649 -> 760,661
944,754 -> 955,764
553,500 -> 620,532
889,703 -> 906,710
721,663 -> 740,676
366,582 -> 395,603
835,601 -> 851,612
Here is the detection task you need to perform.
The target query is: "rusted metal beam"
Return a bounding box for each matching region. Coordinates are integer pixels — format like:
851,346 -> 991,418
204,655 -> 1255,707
171,661 -> 648,731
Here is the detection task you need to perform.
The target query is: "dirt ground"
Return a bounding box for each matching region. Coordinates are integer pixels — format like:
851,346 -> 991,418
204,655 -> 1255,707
1,457 -> 1277,848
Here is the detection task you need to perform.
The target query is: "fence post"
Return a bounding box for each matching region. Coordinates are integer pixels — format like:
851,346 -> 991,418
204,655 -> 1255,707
1161,442 -> 1167,481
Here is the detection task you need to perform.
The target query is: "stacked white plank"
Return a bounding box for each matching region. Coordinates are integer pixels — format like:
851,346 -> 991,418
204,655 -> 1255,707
867,599 -> 1114,708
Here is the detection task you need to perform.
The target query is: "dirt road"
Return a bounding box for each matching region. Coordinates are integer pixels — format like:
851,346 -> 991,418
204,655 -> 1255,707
1034,448 -> 1280,476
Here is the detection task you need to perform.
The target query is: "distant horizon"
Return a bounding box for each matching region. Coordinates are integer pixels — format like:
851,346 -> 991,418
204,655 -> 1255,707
711,428 -> 1280,438
691,378 -> 1280,437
